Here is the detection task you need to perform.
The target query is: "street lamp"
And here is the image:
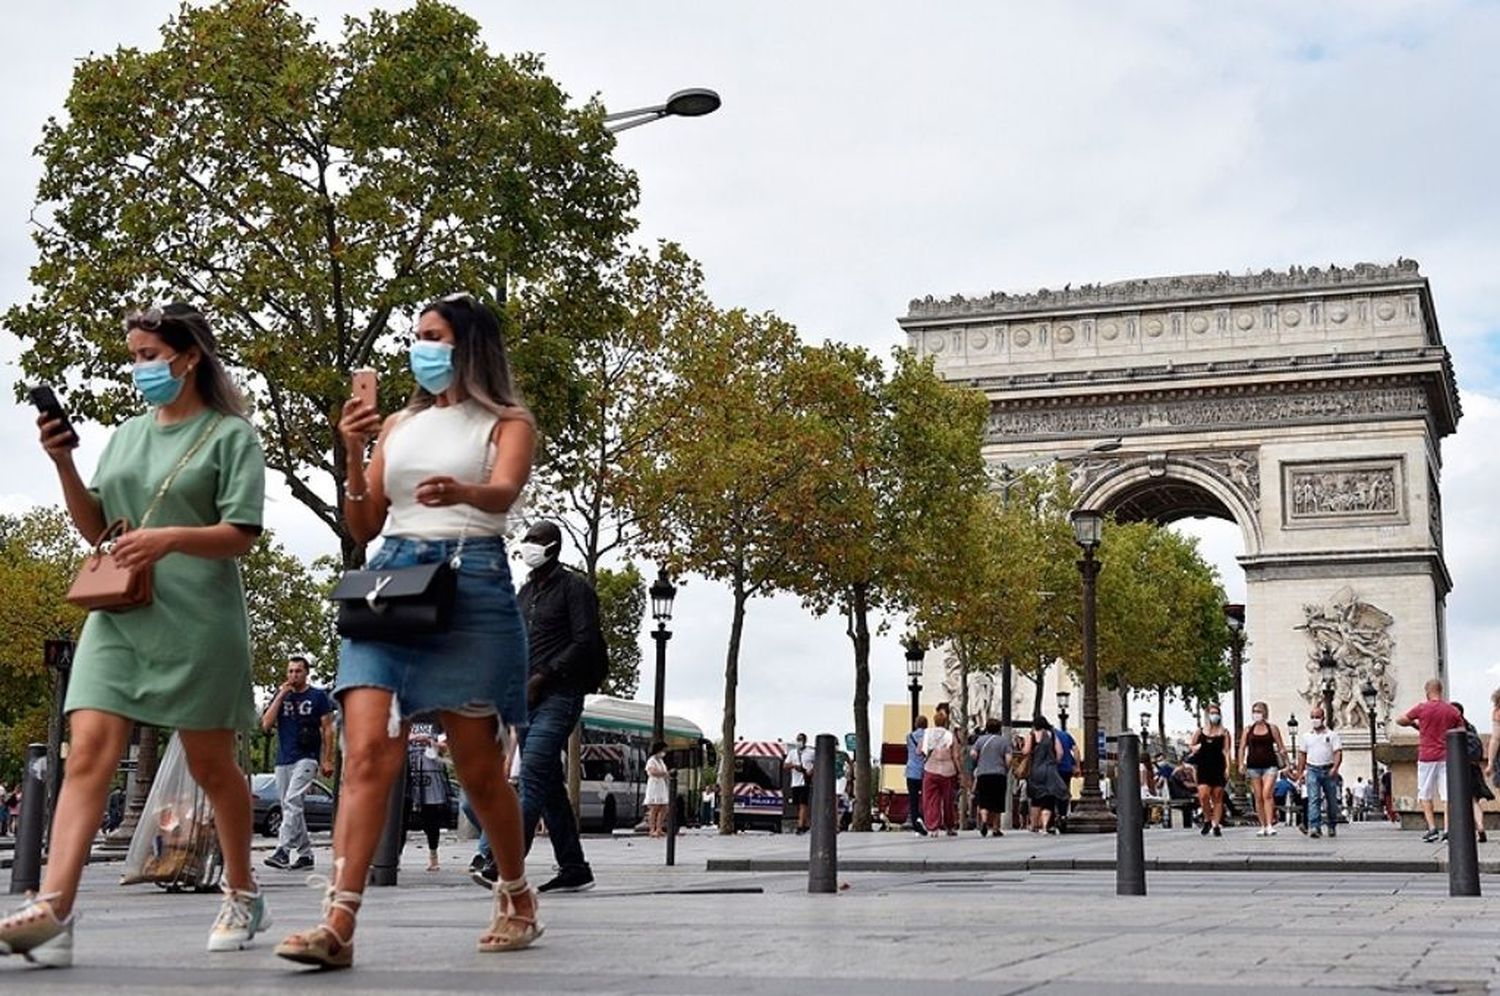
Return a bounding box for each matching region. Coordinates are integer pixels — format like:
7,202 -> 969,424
43,637 -> 74,838
1223,604 -> 1247,817
1286,713 -> 1300,759
904,638 -> 927,732
1068,507 -> 1114,832
604,87 -> 722,134
1056,690 -> 1071,733
1317,649 -> 1338,729
1139,711 -> 1152,753
649,571 -> 677,745
1361,679 -> 1380,810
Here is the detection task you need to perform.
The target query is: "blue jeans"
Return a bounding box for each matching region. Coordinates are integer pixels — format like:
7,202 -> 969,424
460,789 -> 490,859
906,777 -> 923,828
519,690 -> 589,873
1306,766 -> 1340,831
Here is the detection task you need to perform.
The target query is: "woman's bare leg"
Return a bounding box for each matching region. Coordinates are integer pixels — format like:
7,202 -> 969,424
38,710 -> 132,918
440,712 -> 535,922
178,729 -> 255,893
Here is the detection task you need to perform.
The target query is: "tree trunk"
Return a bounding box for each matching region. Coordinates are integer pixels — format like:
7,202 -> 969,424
957,645 -> 971,830
848,583 -> 873,832
717,585 -> 749,835
1118,681 -> 1130,732
1031,658 -> 1048,720
1157,688 -> 1168,751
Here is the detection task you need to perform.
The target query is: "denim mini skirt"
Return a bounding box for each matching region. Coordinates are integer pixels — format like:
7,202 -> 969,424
334,535 -> 528,730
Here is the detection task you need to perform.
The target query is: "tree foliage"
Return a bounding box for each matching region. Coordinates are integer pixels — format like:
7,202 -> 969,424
7,0 -> 638,564
594,563 -> 645,699
240,532 -> 339,694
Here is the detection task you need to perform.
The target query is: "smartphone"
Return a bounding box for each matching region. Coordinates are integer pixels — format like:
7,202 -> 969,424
351,368 -> 378,410
28,385 -> 79,447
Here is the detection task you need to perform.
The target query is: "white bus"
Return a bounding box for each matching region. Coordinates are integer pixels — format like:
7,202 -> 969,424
577,696 -> 709,832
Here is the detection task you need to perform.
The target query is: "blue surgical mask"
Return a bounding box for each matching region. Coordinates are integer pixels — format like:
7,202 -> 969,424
410,340 -> 455,395
133,356 -> 186,406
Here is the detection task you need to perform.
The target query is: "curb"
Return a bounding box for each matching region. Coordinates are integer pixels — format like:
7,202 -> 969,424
704,857 -> 1472,874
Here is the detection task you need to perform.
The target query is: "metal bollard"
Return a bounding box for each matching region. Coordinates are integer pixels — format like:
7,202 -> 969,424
9,745 -> 48,895
369,751 -> 409,887
1116,732 -> 1146,896
666,771 -> 679,867
807,734 -> 837,894
1445,729 -> 1480,896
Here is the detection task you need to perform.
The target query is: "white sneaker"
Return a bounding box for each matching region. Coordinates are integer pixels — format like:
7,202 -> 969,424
1267,826 -> 1278,836
207,885 -> 271,951
1255,827 -> 1267,837
0,893 -> 73,967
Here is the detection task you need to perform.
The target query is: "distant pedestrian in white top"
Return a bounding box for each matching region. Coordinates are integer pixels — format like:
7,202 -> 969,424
644,741 -> 670,839
1296,706 -> 1342,838
784,734 -> 815,835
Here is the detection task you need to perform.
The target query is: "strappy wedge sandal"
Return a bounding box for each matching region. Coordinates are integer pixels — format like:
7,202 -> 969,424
477,878 -> 543,953
274,860 -> 361,970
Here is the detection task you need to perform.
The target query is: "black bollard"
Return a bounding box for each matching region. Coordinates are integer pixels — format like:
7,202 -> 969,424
1116,732 -> 1146,896
9,745 -> 48,895
666,770 -> 679,867
1445,729 -> 1480,896
807,734 -> 837,894
369,751 -> 409,887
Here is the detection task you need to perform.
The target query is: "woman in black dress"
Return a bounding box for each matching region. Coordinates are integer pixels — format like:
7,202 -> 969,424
1188,703 -> 1233,836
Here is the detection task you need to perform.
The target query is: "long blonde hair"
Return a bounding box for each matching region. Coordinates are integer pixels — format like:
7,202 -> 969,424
404,293 -> 533,425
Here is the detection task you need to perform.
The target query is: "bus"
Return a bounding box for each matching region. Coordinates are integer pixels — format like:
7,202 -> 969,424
577,696 -> 710,833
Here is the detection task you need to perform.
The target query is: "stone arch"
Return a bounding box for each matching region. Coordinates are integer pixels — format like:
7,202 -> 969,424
1074,457 -> 1265,557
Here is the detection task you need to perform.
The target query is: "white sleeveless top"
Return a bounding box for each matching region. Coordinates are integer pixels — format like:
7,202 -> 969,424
382,400 -> 509,539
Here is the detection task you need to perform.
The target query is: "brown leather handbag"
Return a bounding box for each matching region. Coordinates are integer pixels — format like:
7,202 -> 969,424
67,519 -> 154,611
66,415 -> 224,614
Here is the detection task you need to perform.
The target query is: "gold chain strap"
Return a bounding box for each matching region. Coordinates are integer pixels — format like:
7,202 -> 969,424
138,414 -> 226,529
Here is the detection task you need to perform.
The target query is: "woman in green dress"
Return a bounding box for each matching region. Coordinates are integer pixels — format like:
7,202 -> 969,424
0,304 -> 268,968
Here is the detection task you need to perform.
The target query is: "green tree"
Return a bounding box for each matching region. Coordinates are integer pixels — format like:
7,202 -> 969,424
7,0 -> 638,565
0,508 -> 85,780
788,346 -> 989,829
622,307 -> 837,834
594,564 -> 645,699
240,531 -> 339,695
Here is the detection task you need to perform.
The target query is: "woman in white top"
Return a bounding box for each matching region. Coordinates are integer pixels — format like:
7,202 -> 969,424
644,741 -> 671,838
920,704 -> 964,835
276,294 -> 538,969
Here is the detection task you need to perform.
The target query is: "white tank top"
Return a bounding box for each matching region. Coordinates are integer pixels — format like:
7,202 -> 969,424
382,400 -> 510,539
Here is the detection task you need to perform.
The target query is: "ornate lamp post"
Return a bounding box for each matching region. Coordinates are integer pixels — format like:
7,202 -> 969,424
904,638 -> 926,732
1223,604 -> 1247,817
1361,679 -> 1380,810
1068,508 -> 1114,832
1139,711 -> 1152,754
604,88 -> 722,133
1318,649 -> 1338,729
1056,690 -> 1071,733
649,571 -> 677,745
1286,713 -> 1300,760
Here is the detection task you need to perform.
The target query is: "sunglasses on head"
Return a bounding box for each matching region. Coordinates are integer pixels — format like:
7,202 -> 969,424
122,306 -> 165,333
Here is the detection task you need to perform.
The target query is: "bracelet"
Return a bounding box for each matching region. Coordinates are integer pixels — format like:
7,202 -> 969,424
346,490 -> 368,502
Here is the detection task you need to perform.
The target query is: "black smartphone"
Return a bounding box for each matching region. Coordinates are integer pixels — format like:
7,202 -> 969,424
28,385 -> 79,447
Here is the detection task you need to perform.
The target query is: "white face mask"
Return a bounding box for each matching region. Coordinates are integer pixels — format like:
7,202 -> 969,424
1252,711 -> 1266,723
518,541 -> 551,568
1207,713 -> 1221,725
1312,718 -> 1326,730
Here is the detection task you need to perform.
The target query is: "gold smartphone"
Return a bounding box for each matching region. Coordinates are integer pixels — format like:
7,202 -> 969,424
352,368 -> 378,410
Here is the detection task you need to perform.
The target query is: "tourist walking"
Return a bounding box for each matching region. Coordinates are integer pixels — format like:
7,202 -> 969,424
905,715 -> 928,835
971,718 -> 1009,837
1295,706 -> 1342,838
920,705 -> 962,835
1395,678 -> 1465,843
259,655 -> 335,871
0,782 -> 9,838
2,303 -> 267,967
644,741 -> 671,838
1238,701 -> 1288,836
1025,716 -> 1068,834
1054,721 -> 1079,829
785,733 -> 816,835
276,293 -> 539,968
1453,703 -> 1491,843
407,727 -> 451,871
1187,704 -> 1232,836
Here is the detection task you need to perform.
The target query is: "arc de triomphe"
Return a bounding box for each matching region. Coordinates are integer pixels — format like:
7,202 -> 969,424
900,260 -> 1460,751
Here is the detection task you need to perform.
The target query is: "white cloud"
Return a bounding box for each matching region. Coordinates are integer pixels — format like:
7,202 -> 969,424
2,2 -> 1499,745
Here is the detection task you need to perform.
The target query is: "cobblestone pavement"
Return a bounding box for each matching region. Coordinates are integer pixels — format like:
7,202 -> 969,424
3,820 -> 1499,994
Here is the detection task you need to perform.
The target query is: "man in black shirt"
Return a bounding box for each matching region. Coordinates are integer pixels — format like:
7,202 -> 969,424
475,521 -> 605,893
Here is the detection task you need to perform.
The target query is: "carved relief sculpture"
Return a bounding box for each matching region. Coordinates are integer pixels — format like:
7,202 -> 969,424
1295,587 -> 1395,732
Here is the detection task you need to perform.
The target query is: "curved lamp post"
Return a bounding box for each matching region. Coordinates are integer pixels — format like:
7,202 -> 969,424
903,638 -> 926,732
604,87 -> 722,134
1068,507 -> 1114,832
649,571 -> 678,745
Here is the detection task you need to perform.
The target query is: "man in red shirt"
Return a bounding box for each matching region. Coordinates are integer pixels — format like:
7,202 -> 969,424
1396,678 -> 1465,842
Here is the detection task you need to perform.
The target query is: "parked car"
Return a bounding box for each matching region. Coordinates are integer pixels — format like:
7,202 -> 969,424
250,773 -> 335,838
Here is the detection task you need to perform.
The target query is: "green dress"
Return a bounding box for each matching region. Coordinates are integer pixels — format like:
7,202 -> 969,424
66,409 -> 266,731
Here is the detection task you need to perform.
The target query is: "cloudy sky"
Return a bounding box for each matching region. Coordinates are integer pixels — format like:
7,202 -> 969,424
3,2 -> 1499,748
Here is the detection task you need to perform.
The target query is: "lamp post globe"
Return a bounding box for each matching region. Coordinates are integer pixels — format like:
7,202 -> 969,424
1067,507 -> 1113,833
1317,650 -> 1338,728
903,638 -> 926,732
1286,713 -> 1299,759
1056,690 -> 1071,733
649,571 -> 677,745
664,88 -> 722,117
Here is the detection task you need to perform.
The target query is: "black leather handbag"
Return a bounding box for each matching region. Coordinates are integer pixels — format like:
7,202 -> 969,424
331,560 -> 457,639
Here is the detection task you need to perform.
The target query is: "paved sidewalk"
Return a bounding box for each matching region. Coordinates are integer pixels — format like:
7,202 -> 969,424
4,824 -> 1499,994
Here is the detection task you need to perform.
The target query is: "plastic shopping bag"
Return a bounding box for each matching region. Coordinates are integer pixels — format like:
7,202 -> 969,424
120,733 -> 223,890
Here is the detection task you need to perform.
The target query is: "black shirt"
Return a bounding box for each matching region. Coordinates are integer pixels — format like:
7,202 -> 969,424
516,562 -> 606,695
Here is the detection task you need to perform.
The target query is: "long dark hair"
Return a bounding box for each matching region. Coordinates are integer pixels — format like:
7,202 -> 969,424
124,302 -> 247,417
406,293 -> 531,424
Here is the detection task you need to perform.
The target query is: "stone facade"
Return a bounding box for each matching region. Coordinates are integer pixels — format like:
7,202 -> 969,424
900,261 -> 1460,753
